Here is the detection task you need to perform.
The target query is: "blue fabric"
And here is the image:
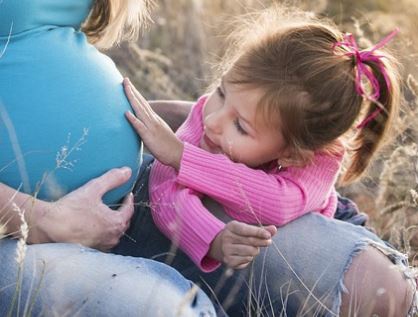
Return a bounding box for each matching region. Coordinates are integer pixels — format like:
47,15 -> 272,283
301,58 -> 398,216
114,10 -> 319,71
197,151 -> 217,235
334,194 -> 369,226
0,0 -> 142,205
0,239 -> 216,316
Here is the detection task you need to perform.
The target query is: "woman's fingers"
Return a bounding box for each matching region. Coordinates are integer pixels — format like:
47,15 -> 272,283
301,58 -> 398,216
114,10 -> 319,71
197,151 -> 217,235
85,167 -> 132,198
116,192 -> 135,231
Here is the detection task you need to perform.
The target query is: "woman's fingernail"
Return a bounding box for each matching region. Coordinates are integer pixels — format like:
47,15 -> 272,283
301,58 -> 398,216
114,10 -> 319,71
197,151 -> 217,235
121,167 -> 131,177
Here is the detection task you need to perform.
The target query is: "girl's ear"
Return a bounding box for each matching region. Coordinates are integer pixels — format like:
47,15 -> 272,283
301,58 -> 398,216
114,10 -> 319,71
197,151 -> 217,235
278,148 -> 314,168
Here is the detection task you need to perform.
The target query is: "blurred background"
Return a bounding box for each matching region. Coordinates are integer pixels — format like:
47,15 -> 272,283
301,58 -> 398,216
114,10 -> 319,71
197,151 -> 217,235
109,0 -> 418,264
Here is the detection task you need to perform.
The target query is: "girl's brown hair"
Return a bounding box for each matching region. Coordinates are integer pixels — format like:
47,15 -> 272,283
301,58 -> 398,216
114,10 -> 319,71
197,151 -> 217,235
217,7 -> 400,183
82,0 -> 152,49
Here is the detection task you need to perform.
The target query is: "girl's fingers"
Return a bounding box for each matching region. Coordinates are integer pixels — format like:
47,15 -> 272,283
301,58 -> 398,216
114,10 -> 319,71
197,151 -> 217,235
125,78 -> 154,118
228,220 -> 271,239
235,262 -> 251,270
126,86 -> 146,119
123,80 -> 147,118
230,234 -> 272,247
229,244 -> 260,257
125,111 -> 147,133
264,225 -> 278,237
226,255 -> 254,269
127,78 -> 149,106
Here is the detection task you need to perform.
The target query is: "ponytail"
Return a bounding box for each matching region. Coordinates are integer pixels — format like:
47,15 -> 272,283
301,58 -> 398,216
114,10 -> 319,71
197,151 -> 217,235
82,0 -> 151,49
341,53 -> 401,183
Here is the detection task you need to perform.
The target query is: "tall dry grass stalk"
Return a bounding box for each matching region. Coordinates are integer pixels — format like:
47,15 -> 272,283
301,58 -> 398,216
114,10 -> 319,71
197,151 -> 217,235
6,203 -> 29,317
13,203 -> 28,266
0,221 -> 6,240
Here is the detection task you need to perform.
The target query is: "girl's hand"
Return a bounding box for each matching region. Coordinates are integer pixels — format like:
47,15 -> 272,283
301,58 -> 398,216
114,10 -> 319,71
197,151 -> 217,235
36,167 -> 135,251
209,221 -> 277,269
123,78 -> 184,170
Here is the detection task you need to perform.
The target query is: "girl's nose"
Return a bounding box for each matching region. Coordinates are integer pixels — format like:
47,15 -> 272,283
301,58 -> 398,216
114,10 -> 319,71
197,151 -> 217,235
204,112 -> 223,135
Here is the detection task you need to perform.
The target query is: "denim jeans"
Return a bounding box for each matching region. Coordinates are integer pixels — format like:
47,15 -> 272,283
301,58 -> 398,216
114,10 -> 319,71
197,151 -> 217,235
0,239 -> 216,316
112,154 -> 416,317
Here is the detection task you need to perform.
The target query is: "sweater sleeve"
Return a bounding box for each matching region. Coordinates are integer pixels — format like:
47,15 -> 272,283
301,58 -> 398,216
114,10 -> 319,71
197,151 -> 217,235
150,164 -> 225,272
177,143 -> 342,226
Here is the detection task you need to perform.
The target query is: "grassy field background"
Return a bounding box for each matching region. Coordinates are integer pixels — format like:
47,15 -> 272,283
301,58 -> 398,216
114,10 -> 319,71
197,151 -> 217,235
109,0 -> 418,264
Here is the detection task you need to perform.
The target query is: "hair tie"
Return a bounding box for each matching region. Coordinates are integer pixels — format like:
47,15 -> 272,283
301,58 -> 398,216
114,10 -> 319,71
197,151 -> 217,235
333,28 -> 399,128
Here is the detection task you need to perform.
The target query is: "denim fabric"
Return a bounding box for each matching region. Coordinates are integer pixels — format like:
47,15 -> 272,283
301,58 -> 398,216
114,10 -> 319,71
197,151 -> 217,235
112,154 -> 413,316
334,194 -> 368,226
0,239 -> 215,316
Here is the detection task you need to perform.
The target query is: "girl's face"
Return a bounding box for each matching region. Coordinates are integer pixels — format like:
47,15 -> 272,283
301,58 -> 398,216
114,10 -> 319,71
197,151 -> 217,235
201,80 -> 289,168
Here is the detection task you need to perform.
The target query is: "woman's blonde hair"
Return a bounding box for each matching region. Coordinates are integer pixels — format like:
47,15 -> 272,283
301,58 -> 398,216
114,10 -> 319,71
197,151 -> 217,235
217,7 -> 400,183
82,0 -> 152,49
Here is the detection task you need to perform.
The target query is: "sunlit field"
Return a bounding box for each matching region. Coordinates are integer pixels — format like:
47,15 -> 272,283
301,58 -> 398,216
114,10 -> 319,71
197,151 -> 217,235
2,0 -> 418,315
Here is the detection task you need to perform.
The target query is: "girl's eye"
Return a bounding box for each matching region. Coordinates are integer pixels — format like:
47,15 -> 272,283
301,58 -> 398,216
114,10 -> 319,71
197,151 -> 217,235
216,86 -> 225,99
234,119 -> 247,135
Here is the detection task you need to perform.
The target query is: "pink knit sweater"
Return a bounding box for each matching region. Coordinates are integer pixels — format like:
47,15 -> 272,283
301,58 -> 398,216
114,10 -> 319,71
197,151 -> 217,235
149,96 -> 343,272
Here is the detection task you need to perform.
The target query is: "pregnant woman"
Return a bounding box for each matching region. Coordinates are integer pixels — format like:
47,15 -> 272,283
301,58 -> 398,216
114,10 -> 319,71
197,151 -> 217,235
0,1 -> 215,316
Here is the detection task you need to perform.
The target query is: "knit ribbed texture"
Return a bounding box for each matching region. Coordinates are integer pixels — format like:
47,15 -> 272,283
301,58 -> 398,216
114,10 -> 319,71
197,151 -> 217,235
150,95 -> 343,272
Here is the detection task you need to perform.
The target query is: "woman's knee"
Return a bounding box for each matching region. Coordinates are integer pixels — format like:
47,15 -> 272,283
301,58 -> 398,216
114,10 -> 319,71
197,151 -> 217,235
0,241 -> 215,316
341,246 -> 416,317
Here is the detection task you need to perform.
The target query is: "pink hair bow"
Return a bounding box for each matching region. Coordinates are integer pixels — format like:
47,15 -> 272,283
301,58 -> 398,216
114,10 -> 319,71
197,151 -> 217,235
333,28 -> 399,128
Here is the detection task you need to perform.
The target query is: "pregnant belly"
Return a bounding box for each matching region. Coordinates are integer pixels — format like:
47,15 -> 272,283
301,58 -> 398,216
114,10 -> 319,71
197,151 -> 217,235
0,28 -> 142,205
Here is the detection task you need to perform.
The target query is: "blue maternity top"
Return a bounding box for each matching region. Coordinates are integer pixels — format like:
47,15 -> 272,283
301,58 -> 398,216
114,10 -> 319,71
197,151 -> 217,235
0,0 -> 142,205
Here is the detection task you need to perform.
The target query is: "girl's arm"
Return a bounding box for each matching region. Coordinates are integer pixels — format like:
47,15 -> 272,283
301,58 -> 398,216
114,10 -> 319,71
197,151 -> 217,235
176,143 -> 341,225
150,171 -> 275,271
125,79 -> 341,226
0,167 -> 134,250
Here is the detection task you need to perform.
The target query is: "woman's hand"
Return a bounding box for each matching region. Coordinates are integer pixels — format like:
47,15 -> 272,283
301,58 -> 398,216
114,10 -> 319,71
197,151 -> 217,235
35,167 -> 135,251
209,220 -> 277,269
124,78 -> 184,170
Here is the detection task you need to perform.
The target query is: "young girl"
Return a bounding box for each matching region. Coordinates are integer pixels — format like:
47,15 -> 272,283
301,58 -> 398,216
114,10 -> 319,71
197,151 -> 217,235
124,9 -> 401,274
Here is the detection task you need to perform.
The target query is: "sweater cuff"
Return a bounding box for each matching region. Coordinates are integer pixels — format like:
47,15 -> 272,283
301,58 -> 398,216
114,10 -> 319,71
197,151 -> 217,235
188,220 -> 224,272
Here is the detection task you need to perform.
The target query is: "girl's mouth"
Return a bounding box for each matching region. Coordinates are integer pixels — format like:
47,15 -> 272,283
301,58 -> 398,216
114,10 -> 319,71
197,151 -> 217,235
201,134 -> 220,152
